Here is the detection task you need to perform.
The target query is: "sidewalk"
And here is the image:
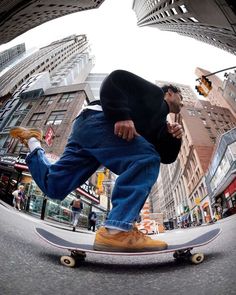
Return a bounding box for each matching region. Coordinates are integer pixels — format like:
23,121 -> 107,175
0,199 -> 94,235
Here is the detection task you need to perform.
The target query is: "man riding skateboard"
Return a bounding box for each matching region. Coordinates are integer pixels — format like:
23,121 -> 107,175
10,69 -> 183,252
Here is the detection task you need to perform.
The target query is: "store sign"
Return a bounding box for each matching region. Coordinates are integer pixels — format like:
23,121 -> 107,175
0,154 -> 18,167
14,153 -> 28,170
77,181 -> 100,204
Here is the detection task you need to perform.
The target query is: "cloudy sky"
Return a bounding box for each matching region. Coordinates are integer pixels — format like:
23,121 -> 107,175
0,0 -> 236,90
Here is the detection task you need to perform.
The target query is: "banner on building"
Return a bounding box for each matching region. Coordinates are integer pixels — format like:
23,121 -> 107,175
45,126 -> 55,147
97,172 -> 105,193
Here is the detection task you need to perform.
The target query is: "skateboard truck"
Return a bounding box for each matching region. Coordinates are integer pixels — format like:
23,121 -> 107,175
173,248 -> 204,264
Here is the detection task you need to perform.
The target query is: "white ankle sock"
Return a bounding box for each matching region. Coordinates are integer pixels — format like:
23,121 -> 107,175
28,137 -> 41,152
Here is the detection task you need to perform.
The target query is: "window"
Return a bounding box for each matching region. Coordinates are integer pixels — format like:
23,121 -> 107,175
40,96 -> 54,106
46,111 -> 66,125
13,142 -> 27,154
28,113 -> 45,126
179,4 -> 187,13
171,7 -> 178,15
19,102 -> 32,110
59,93 -> 76,103
189,17 -> 199,22
7,115 -> 21,127
187,109 -> 195,116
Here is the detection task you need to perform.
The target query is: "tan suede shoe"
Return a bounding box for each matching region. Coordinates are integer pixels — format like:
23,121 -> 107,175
10,127 -> 43,147
93,227 -> 168,252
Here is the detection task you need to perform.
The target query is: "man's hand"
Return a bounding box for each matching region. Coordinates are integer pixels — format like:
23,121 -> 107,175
167,122 -> 183,139
114,120 -> 140,141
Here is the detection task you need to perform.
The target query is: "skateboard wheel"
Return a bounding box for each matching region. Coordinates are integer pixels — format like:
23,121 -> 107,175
60,255 -> 76,267
190,253 -> 204,264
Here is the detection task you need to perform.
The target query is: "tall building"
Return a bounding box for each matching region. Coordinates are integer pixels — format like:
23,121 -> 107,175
132,0 -> 236,55
195,67 -> 236,119
0,34 -> 90,98
0,43 -> 25,72
0,0 -> 105,45
0,34 -> 93,134
85,73 -> 108,101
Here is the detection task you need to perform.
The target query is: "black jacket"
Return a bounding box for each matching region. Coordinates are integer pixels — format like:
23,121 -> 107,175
98,69 -> 181,164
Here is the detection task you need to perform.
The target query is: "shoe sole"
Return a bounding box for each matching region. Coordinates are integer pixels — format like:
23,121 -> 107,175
93,243 -> 168,252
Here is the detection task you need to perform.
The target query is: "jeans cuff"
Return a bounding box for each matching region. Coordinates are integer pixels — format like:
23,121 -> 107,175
25,147 -> 45,163
104,220 -> 133,231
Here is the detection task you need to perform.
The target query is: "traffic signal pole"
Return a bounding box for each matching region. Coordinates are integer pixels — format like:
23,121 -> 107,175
196,65 -> 236,81
195,66 -> 236,96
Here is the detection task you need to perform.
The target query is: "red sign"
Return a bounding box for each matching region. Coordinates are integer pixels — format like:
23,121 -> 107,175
45,127 -> 55,147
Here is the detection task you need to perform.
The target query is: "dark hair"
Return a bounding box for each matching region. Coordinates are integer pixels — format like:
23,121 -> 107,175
161,84 -> 180,94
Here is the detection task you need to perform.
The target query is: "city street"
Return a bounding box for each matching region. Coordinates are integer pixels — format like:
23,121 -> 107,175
0,201 -> 235,295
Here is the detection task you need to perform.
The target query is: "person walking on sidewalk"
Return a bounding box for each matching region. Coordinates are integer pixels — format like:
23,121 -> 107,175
12,185 -> 25,211
10,69 -> 183,252
88,211 -> 97,232
70,196 -> 83,232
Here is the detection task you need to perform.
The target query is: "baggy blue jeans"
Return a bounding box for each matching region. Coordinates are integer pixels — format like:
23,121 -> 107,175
26,110 -> 161,231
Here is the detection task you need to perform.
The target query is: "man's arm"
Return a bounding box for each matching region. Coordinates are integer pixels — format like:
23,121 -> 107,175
100,70 -> 132,122
155,122 -> 183,164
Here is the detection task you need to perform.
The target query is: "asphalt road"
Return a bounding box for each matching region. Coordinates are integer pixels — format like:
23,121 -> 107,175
0,201 -> 235,295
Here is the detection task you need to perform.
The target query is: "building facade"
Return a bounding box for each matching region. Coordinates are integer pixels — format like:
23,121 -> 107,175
0,84 -> 107,226
152,80 -> 236,227
0,0 -> 105,45
205,127 -> 236,219
132,0 -> 236,55
0,43 -> 25,72
0,34 -> 90,98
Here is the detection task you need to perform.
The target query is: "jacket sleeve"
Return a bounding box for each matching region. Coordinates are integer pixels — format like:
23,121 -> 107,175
100,70 -> 132,122
155,132 -> 182,164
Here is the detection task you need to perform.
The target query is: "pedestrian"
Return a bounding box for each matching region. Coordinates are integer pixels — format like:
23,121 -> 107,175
10,69 -> 183,252
70,196 -> 83,232
12,185 -> 25,211
88,211 -> 97,232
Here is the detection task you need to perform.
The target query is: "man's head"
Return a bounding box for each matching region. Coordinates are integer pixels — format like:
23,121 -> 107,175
162,84 -> 183,114
18,185 -> 24,191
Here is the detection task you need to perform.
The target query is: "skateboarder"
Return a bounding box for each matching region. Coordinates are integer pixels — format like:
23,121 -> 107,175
10,69 -> 183,252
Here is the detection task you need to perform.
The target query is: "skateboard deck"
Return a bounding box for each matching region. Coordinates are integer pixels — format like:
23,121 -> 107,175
35,227 -> 221,267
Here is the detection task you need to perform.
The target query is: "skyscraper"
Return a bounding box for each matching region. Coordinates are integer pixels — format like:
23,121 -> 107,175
132,0 -> 236,55
0,43 -> 25,72
0,0 -> 105,45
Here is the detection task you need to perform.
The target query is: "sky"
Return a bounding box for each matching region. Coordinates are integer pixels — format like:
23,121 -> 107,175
0,0 -> 236,91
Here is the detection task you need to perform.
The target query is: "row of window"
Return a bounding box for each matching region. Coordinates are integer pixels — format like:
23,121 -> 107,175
40,93 -> 76,106
28,110 -> 66,126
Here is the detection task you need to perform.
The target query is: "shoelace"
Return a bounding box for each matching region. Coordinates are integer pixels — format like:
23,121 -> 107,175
132,226 -> 149,240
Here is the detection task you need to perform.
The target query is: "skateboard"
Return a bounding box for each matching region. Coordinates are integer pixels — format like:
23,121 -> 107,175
35,227 -> 221,267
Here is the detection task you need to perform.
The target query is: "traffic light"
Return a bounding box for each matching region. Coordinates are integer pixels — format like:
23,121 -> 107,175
201,76 -> 212,91
195,85 -> 208,97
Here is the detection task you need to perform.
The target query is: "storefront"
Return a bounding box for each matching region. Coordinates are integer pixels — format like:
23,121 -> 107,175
0,154 -> 21,205
13,152 -> 107,227
223,178 -> 236,217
